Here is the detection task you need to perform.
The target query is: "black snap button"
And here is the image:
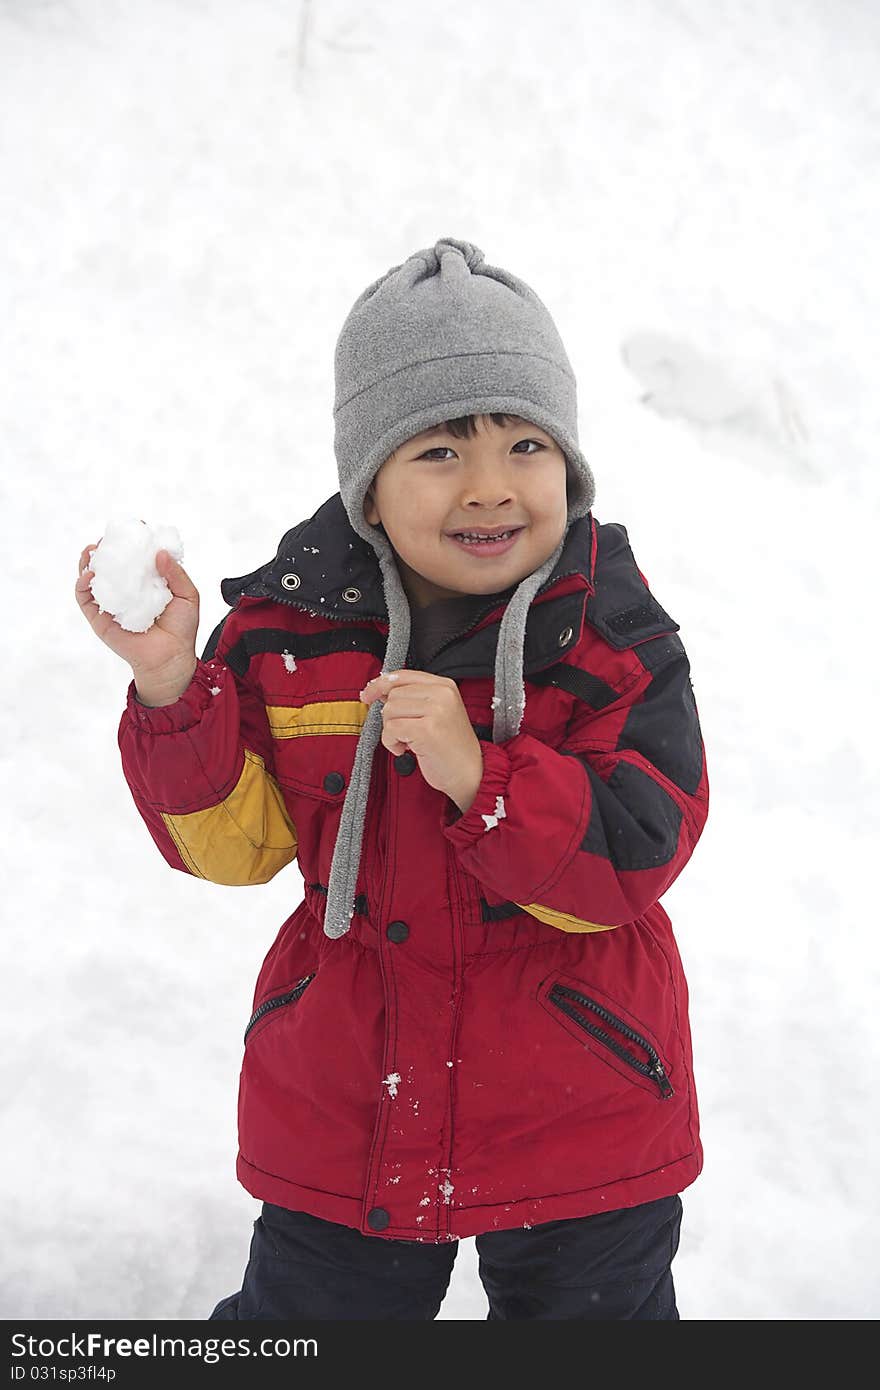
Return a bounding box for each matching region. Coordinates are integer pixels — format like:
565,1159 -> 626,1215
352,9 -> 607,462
323,771 -> 345,794
386,920 -> 409,943
394,751 -> 416,775
367,1206 -> 390,1231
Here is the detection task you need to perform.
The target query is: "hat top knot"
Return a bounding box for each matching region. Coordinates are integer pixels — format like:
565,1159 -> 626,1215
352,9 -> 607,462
423,236 -> 485,274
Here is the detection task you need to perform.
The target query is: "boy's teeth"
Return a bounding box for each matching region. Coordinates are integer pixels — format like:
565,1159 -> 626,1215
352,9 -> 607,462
456,530 -> 513,542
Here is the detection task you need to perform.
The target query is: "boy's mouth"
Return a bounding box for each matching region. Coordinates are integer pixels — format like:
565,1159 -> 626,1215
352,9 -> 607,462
446,525 -> 525,556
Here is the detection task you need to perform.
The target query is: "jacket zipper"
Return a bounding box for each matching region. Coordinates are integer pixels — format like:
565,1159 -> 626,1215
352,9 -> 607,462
548,982 -> 674,1099
243,973 -> 315,1044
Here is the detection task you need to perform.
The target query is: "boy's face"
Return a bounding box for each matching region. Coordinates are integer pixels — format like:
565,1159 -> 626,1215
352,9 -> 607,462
363,415 -> 569,607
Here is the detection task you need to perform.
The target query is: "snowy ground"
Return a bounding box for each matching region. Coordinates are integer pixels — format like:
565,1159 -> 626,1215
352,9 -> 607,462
2,0 -> 879,1320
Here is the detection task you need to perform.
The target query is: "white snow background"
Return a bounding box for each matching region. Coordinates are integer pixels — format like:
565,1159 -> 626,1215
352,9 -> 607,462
2,0 -> 879,1320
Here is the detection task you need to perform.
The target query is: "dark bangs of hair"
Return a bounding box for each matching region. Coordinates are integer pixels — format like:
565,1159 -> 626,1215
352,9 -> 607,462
438,413 -> 524,439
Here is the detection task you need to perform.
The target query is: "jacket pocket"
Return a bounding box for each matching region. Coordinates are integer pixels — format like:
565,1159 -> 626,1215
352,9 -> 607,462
543,977 -> 674,1099
268,699 -> 367,803
243,972 -> 315,1045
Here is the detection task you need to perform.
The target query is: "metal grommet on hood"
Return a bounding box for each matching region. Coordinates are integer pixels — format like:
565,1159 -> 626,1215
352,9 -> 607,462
558,625 -> 573,646
342,587 -> 361,603
281,572 -> 301,590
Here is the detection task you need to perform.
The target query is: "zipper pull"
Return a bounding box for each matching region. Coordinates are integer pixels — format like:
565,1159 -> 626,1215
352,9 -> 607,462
651,1061 -> 674,1099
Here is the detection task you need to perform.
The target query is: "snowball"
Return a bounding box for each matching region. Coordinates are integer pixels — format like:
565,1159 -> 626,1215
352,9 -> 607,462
88,518 -> 184,633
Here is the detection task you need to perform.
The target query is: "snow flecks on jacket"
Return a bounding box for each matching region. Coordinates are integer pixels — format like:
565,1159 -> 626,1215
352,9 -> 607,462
383,1072 -> 401,1099
481,795 -> 507,832
282,650 -> 297,672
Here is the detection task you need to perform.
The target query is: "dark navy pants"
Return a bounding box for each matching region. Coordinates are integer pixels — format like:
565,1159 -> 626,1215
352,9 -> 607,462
209,1193 -> 683,1321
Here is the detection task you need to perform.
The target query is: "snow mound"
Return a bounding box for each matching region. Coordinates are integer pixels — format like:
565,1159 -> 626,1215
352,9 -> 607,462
621,330 -> 813,474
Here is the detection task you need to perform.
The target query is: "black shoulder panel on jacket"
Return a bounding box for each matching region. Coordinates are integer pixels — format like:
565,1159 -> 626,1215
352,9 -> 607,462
201,613 -> 229,662
585,522 -> 679,650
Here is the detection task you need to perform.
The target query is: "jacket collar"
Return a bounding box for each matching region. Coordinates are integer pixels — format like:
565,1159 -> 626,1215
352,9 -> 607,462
221,492 -> 596,678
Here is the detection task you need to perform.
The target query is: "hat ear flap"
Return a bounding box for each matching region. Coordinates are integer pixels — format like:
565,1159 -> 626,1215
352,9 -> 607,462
362,482 -> 379,527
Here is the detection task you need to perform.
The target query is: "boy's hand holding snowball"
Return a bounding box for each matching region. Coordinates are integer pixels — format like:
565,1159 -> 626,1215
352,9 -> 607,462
75,520 -> 484,809
75,519 -> 200,707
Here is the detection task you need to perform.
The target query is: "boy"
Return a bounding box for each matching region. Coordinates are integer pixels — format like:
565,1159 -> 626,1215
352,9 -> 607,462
75,236 -> 709,1320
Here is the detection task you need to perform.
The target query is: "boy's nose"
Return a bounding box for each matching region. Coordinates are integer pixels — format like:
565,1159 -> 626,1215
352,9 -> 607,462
460,483 -> 516,508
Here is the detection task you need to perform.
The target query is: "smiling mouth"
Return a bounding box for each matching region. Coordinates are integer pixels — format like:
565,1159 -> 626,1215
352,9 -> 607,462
446,527 -> 526,558
449,527 -> 524,545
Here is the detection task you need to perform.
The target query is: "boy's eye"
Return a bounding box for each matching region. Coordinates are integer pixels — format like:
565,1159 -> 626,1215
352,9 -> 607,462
418,439 -> 545,461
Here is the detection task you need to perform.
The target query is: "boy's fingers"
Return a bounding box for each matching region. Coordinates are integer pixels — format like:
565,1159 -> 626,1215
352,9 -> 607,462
156,551 -> 198,603
78,543 -> 99,576
74,570 -> 100,621
360,670 -> 444,698
361,671 -> 401,692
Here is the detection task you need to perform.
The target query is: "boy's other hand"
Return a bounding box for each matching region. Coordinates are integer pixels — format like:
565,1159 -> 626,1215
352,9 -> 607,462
75,541 -> 200,706
360,670 -> 484,814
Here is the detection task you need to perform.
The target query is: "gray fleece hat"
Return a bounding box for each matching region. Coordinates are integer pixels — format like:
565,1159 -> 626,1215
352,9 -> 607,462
323,235 -> 596,939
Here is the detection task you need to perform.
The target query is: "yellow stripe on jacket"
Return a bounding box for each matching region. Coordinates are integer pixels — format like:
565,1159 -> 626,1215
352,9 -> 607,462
515,902 -> 616,933
265,700 -> 368,738
160,748 -> 298,885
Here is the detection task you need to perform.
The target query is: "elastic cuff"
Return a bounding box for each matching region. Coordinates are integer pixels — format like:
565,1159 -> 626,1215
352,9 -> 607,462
442,739 -> 512,848
125,658 -> 228,734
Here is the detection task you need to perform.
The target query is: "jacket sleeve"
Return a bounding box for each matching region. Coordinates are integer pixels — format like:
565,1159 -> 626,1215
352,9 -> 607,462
441,631 -> 708,931
117,606 -> 298,886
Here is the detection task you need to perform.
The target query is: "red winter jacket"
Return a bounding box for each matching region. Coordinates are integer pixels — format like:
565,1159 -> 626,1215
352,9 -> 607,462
118,494 -> 709,1241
